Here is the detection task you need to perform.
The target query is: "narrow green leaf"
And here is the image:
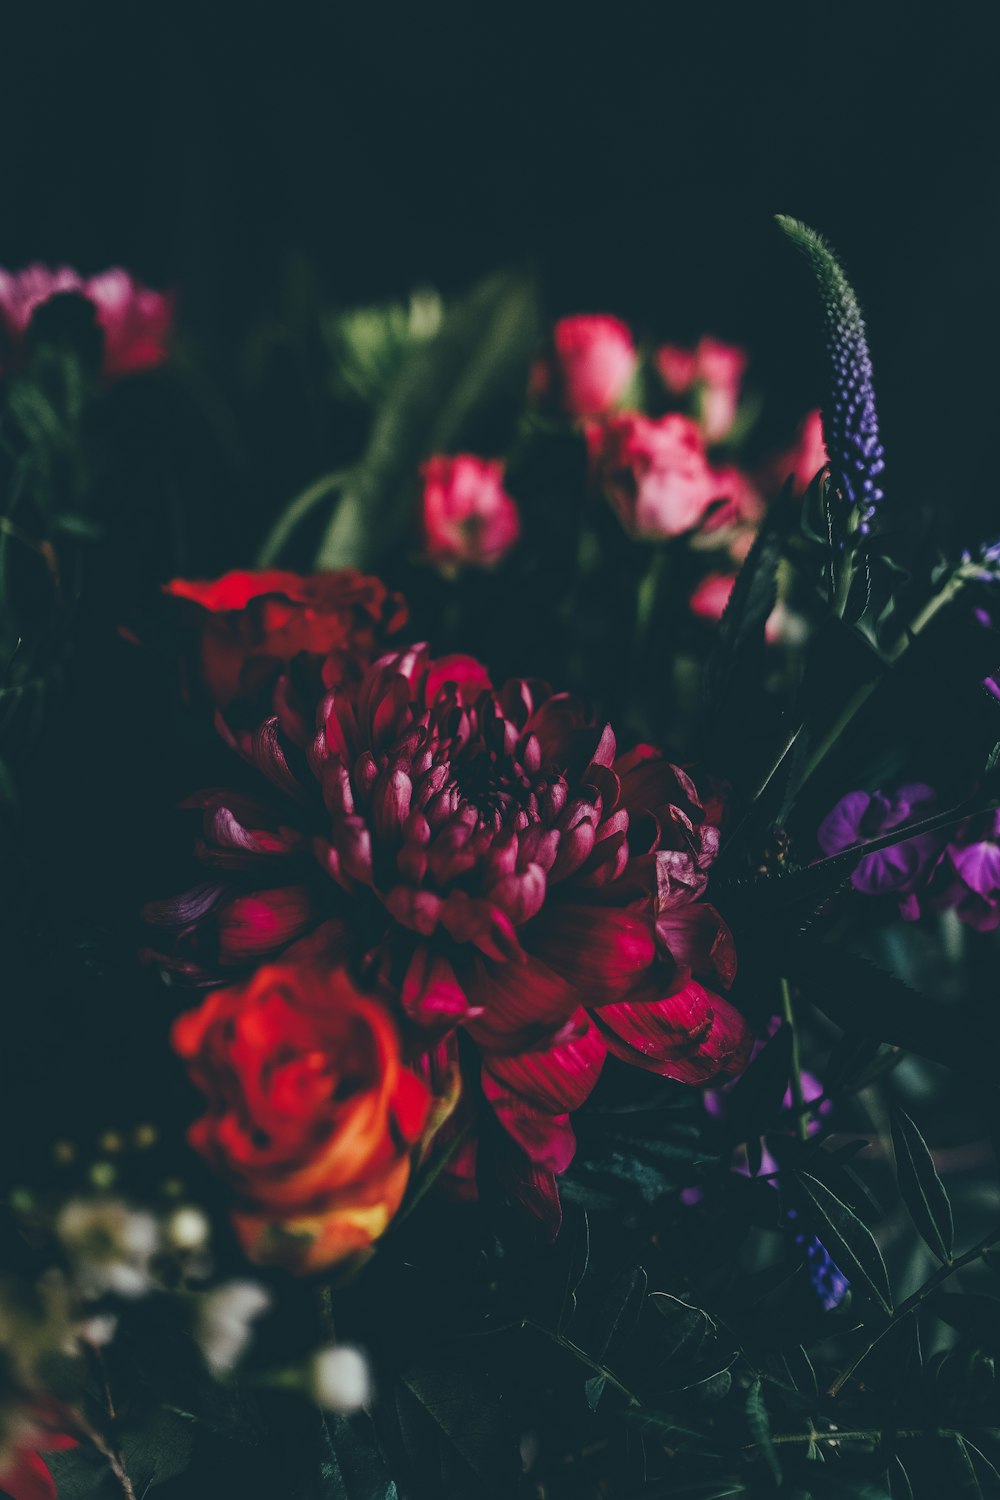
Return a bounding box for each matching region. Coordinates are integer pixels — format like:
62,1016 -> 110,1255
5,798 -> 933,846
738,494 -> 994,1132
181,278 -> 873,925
648,1292 -> 715,1365
890,1107 -> 954,1264
584,1374 -> 606,1411
930,1291 -> 1000,1354
794,1170 -> 893,1315
745,1377 -> 782,1484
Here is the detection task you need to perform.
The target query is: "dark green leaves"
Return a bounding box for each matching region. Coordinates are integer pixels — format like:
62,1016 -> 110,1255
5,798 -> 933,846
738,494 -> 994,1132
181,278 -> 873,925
724,1023 -> 793,1149
793,1171 -> 893,1315
745,1377 -> 782,1484
890,1107 -> 954,1264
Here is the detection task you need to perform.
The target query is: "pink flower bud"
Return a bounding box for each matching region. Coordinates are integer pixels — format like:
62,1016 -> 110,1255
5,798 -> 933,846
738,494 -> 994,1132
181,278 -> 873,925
546,315 -> 636,420
420,455 -> 520,573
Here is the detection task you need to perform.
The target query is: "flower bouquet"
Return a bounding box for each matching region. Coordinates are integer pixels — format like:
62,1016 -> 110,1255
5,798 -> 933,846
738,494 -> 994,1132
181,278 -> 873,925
2,219 -> 1000,1500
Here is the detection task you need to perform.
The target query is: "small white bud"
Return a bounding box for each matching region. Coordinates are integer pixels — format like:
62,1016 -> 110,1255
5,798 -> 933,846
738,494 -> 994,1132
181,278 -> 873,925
196,1281 -> 271,1375
308,1345 -> 371,1413
166,1206 -> 211,1252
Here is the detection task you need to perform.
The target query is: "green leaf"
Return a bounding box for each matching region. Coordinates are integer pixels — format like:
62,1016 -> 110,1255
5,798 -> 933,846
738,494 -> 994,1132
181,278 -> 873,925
320,1412 -> 399,1500
930,1291 -> 1000,1354
745,1376 -> 782,1484
783,935 -> 1000,1083
890,1107 -> 954,1264
793,1170 -> 893,1315
584,1374 -> 606,1411
396,1354 -> 522,1498
888,1456 -> 914,1500
648,1292 -> 715,1366
315,269 -> 539,570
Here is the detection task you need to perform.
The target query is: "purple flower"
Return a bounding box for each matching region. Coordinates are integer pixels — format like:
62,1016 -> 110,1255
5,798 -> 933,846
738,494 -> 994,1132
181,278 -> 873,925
817,784 -> 946,915
776,218 -> 885,538
937,810 -> 1000,931
787,1210 -> 850,1311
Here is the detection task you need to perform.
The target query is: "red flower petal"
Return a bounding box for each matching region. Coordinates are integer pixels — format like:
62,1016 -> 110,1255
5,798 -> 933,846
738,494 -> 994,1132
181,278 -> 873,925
528,904 -> 656,1000
483,1009 -> 606,1112
481,1070 -> 576,1173
595,981 -> 752,1083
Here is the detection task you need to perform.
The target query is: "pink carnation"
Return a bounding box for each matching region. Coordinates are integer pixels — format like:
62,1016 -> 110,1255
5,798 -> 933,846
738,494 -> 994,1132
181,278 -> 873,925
546,314 -> 637,420
587,412 -> 720,541
420,454 -> 521,573
0,262 -> 173,379
655,336 -> 748,443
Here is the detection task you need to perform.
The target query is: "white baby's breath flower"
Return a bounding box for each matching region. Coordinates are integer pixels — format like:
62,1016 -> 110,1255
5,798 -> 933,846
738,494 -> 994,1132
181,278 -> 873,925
166,1206 -> 211,1253
196,1281 -> 271,1375
56,1199 -> 160,1299
308,1345 -> 371,1413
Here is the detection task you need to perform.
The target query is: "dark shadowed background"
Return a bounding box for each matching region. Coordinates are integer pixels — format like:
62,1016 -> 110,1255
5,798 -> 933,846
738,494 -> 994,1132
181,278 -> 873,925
2,4 -> 996,537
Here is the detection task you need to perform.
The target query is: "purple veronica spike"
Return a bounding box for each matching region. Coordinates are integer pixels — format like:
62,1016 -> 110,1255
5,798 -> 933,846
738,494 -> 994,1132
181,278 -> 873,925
786,1208 -> 850,1310
777,217 -> 885,538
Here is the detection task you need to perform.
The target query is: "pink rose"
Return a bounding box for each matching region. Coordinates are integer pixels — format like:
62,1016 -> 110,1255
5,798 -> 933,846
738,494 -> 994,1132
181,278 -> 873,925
587,412 -> 719,540
654,336 -> 748,443
0,262 -> 172,379
544,315 -> 637,420
420,454 -> 521,573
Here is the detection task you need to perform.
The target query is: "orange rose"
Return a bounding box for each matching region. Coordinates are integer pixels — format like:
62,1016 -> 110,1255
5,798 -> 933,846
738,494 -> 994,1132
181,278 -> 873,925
163,569 -> 408,714
171,965 -> 430,1272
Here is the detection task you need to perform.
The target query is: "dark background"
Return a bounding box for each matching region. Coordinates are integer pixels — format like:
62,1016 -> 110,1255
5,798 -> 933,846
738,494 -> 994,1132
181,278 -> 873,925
1,3 -> 996,536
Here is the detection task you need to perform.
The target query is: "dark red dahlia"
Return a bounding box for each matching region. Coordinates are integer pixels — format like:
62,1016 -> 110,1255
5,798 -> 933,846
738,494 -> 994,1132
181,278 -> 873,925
147,644 -> 751,1230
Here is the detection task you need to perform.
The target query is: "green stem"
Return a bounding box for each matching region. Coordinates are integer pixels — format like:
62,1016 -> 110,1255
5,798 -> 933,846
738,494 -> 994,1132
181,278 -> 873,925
828,1223 -> 1000,1397
794,563 -> 977,795
780,978 -> 809,1143
257,469 -> 351,567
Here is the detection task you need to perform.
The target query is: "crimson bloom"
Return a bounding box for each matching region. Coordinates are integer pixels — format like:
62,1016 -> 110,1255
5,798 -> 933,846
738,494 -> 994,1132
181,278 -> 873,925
420,455 -> 520,573
148,628 -> 751,1232
587,412 -> 721,541
0,1435 -> 75,1500
162,569 -> 407,716
0,263 -> 172,379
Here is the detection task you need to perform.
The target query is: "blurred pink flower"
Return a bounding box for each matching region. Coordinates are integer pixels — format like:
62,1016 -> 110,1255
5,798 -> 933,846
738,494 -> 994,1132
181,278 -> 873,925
654,336 -> 748,443
544,314 -> 637,420
655,344 -> 699,394
420,454 -> 521,573
0,262 -> 173,379
587,412 -> 719,540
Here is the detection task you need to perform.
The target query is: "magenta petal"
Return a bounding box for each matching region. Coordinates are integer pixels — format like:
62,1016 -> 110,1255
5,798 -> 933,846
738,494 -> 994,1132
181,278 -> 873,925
483,1009 -> 606,1111
595,981 -> 752,1082
656,903 -> 737,989
497,1152 -> 563,1238
951,838 -> 1000,899
529,904 -> 656,1000
402,947 -> 475,1024
216,885 -> 315,963
464,955 -> 580,1050
481,1071 -> 577,1173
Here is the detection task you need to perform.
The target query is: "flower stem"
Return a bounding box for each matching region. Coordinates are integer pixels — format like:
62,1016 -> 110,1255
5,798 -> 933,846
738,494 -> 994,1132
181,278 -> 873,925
780,978 -> 809,1143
